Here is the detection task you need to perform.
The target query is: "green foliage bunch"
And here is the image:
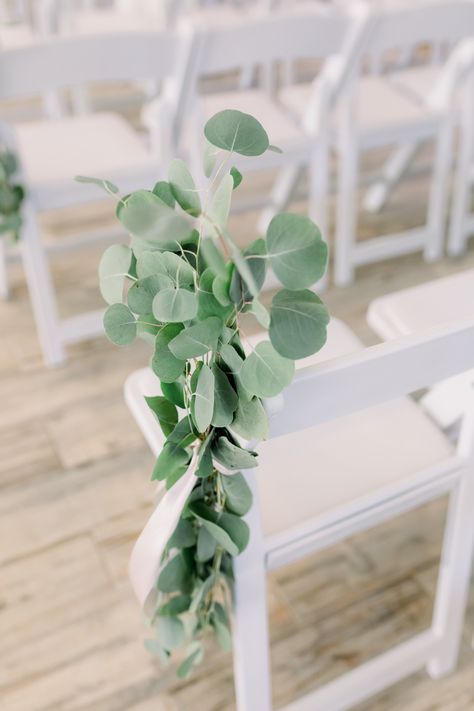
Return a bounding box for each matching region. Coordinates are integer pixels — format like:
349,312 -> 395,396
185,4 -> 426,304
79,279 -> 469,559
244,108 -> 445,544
0,148 -> 24,241
89,110 -> 329,676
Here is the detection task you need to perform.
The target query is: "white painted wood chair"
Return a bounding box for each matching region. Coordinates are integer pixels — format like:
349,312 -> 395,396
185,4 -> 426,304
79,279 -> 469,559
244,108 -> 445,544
446,41 -> 474,257
167,4 -> 370,246
363,1 -> 474,216
0,29 -> 193,365
124,315 -> 474,710
368,268 -> 474,431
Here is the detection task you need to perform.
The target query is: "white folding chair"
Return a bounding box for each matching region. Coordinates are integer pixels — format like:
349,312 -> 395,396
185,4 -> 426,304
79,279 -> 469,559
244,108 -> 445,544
333,3 -> 474,285
167,4 -> 369,247
368,268 -> 474,431
125,316 -> 474,710
0,29 -> 193,365
447,41 -> 474,256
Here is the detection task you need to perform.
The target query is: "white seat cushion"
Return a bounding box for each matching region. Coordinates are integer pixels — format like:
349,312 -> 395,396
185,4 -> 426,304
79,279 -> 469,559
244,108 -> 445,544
13,112 -> 158,209
256,318 -> 453,538
279,75 -> 438,141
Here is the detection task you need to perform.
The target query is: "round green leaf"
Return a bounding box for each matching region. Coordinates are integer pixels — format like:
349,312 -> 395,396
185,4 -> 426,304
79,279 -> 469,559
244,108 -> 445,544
157,615 -> 185,651
127,274 -> 172,314
168,158 -> 201,217
189,501 -> 250,555
152,180 -> 176,208
118,190 -> 192,249
196,526 -> 217,562
99,244 -> 132,305
191,363 -> 215,433
136,250 -> 195,286
169,317 -> 222,360
230,166 -> 243,189
229,238 -> 267,304
152,323 -> 186,383
157,552 -> 190,593
212,436 -> 258,470
103,303 -> 136,345
152,441 -> 190,482
221,472 -> 252,516
230,396 -> 268,440
240,341 -> 294,398
269,288 -> 329,359
266,213 -> 327,289
204,109 -> 269,157
211,364 -> 238,427
144,395 -> 178,437
197,268 -> 234,321
161,378 -> 185,409
153,287 -> 198,323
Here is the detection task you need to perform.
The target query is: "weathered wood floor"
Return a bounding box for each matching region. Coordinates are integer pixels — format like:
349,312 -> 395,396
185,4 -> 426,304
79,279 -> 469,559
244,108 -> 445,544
1,158 -> 474,711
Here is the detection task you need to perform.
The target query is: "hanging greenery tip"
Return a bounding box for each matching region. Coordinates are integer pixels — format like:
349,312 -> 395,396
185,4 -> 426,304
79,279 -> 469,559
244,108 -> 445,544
0,148 -> 25,242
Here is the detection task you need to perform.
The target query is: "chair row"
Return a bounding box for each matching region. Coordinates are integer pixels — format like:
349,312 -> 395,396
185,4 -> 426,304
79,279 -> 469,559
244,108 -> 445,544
2,1 -> 474,365
125,294 -> 474,710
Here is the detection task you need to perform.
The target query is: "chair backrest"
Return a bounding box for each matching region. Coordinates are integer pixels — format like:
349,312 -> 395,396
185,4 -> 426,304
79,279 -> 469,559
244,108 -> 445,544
125,317 -> 474,455
364,1 -> 474,68
0,28 -> 193,101
190,5 -> 362,77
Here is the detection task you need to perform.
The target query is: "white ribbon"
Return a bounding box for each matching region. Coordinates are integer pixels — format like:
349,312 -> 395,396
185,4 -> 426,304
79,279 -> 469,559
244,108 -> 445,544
128,451 -> 199,607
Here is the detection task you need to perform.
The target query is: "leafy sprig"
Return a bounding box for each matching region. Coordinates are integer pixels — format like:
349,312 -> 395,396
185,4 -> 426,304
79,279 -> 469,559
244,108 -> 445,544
0,148 -> 24,241
86,109 -> 329,677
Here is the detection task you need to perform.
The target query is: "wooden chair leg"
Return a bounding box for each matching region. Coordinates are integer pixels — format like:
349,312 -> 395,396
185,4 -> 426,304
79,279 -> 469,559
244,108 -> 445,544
363,139 -> 419,214
425,120 -> 454,263
334,135 -> 358,287
258,164 -> 302,234
233,471 -> 272,711
20,203 -> 65,366
427,398 -> 474,678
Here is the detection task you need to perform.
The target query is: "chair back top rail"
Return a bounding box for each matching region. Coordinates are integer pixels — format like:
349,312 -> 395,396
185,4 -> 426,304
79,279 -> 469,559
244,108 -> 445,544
267,318 -> 474,439
0,29 -> 192,100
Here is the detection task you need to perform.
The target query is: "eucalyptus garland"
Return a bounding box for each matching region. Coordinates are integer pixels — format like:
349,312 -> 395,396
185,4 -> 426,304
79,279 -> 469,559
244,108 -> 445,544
86,109 -> 329,677
0,148 -> 24,241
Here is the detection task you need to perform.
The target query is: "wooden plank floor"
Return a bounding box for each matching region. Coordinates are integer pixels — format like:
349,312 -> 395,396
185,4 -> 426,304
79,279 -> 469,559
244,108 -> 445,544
1,155 -> 474,710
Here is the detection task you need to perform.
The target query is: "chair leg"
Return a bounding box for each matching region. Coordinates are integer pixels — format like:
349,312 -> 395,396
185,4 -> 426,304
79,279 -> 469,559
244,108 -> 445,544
424,120 -> 454,263
448,109 -> 474,257
20,203 -> 65,366
257,164 -> 302,234
0,236 -> 10,300
334,137 -> 358,287
363,139 -> 419,214
426,471 -> 474,678
232,472 -> 272,711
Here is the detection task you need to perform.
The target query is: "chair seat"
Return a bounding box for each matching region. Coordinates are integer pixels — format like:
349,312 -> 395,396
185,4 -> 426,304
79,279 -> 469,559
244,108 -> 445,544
257,320 -> 453,539
13,112 -> 158,210
368,268 -> 474,339
196,88 -> 308,162
279,75 -> 439,143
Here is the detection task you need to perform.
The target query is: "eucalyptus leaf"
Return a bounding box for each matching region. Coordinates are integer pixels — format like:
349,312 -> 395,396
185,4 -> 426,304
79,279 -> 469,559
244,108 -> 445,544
152,180 -> 175,208
75,174 -> 119,194
230,166 -> 242,189
221,472 -> 252,516
169,317 -> 222,359
204,109 -> 269,156
137,250 -> 195,285
157,615 -> 185,651
196,435 -> 214,478
240,341 -> 294,398
211,364 -> 238,427
229,238 -> 266,304
118,190 -> 192,249
203,138 -> 219,178
152,323 -> 186,383
200,238 -> 226,277
269,288 -> 329,359
159,594 -> 191,616
212,617 -> 232,652
128,274 -> 172,314
191,363 -> 215,433
250,297 -> 270,329
208,173 -> 233,233
188,501 -> 250,555
99,244 -> 132,305
177,642 -> 204,678
103,303 -> 136,345
151,441 -> 190,482
212,436 -> 258,470
197,268 -> 234,321
153,287 -> 198,323
161,378 -> 185,409
168,158 -> 201,217
196,526 -> 217,562
266,212 -> 327,289
145,395 -> 178,437
158,552 -> 191,593
230,396 -> 268,440
168,518 -> 196,548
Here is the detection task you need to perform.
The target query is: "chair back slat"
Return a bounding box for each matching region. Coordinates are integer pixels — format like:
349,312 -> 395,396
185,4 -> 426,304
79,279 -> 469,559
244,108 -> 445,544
0,30 -> 187,100
267,319 -> 474,440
